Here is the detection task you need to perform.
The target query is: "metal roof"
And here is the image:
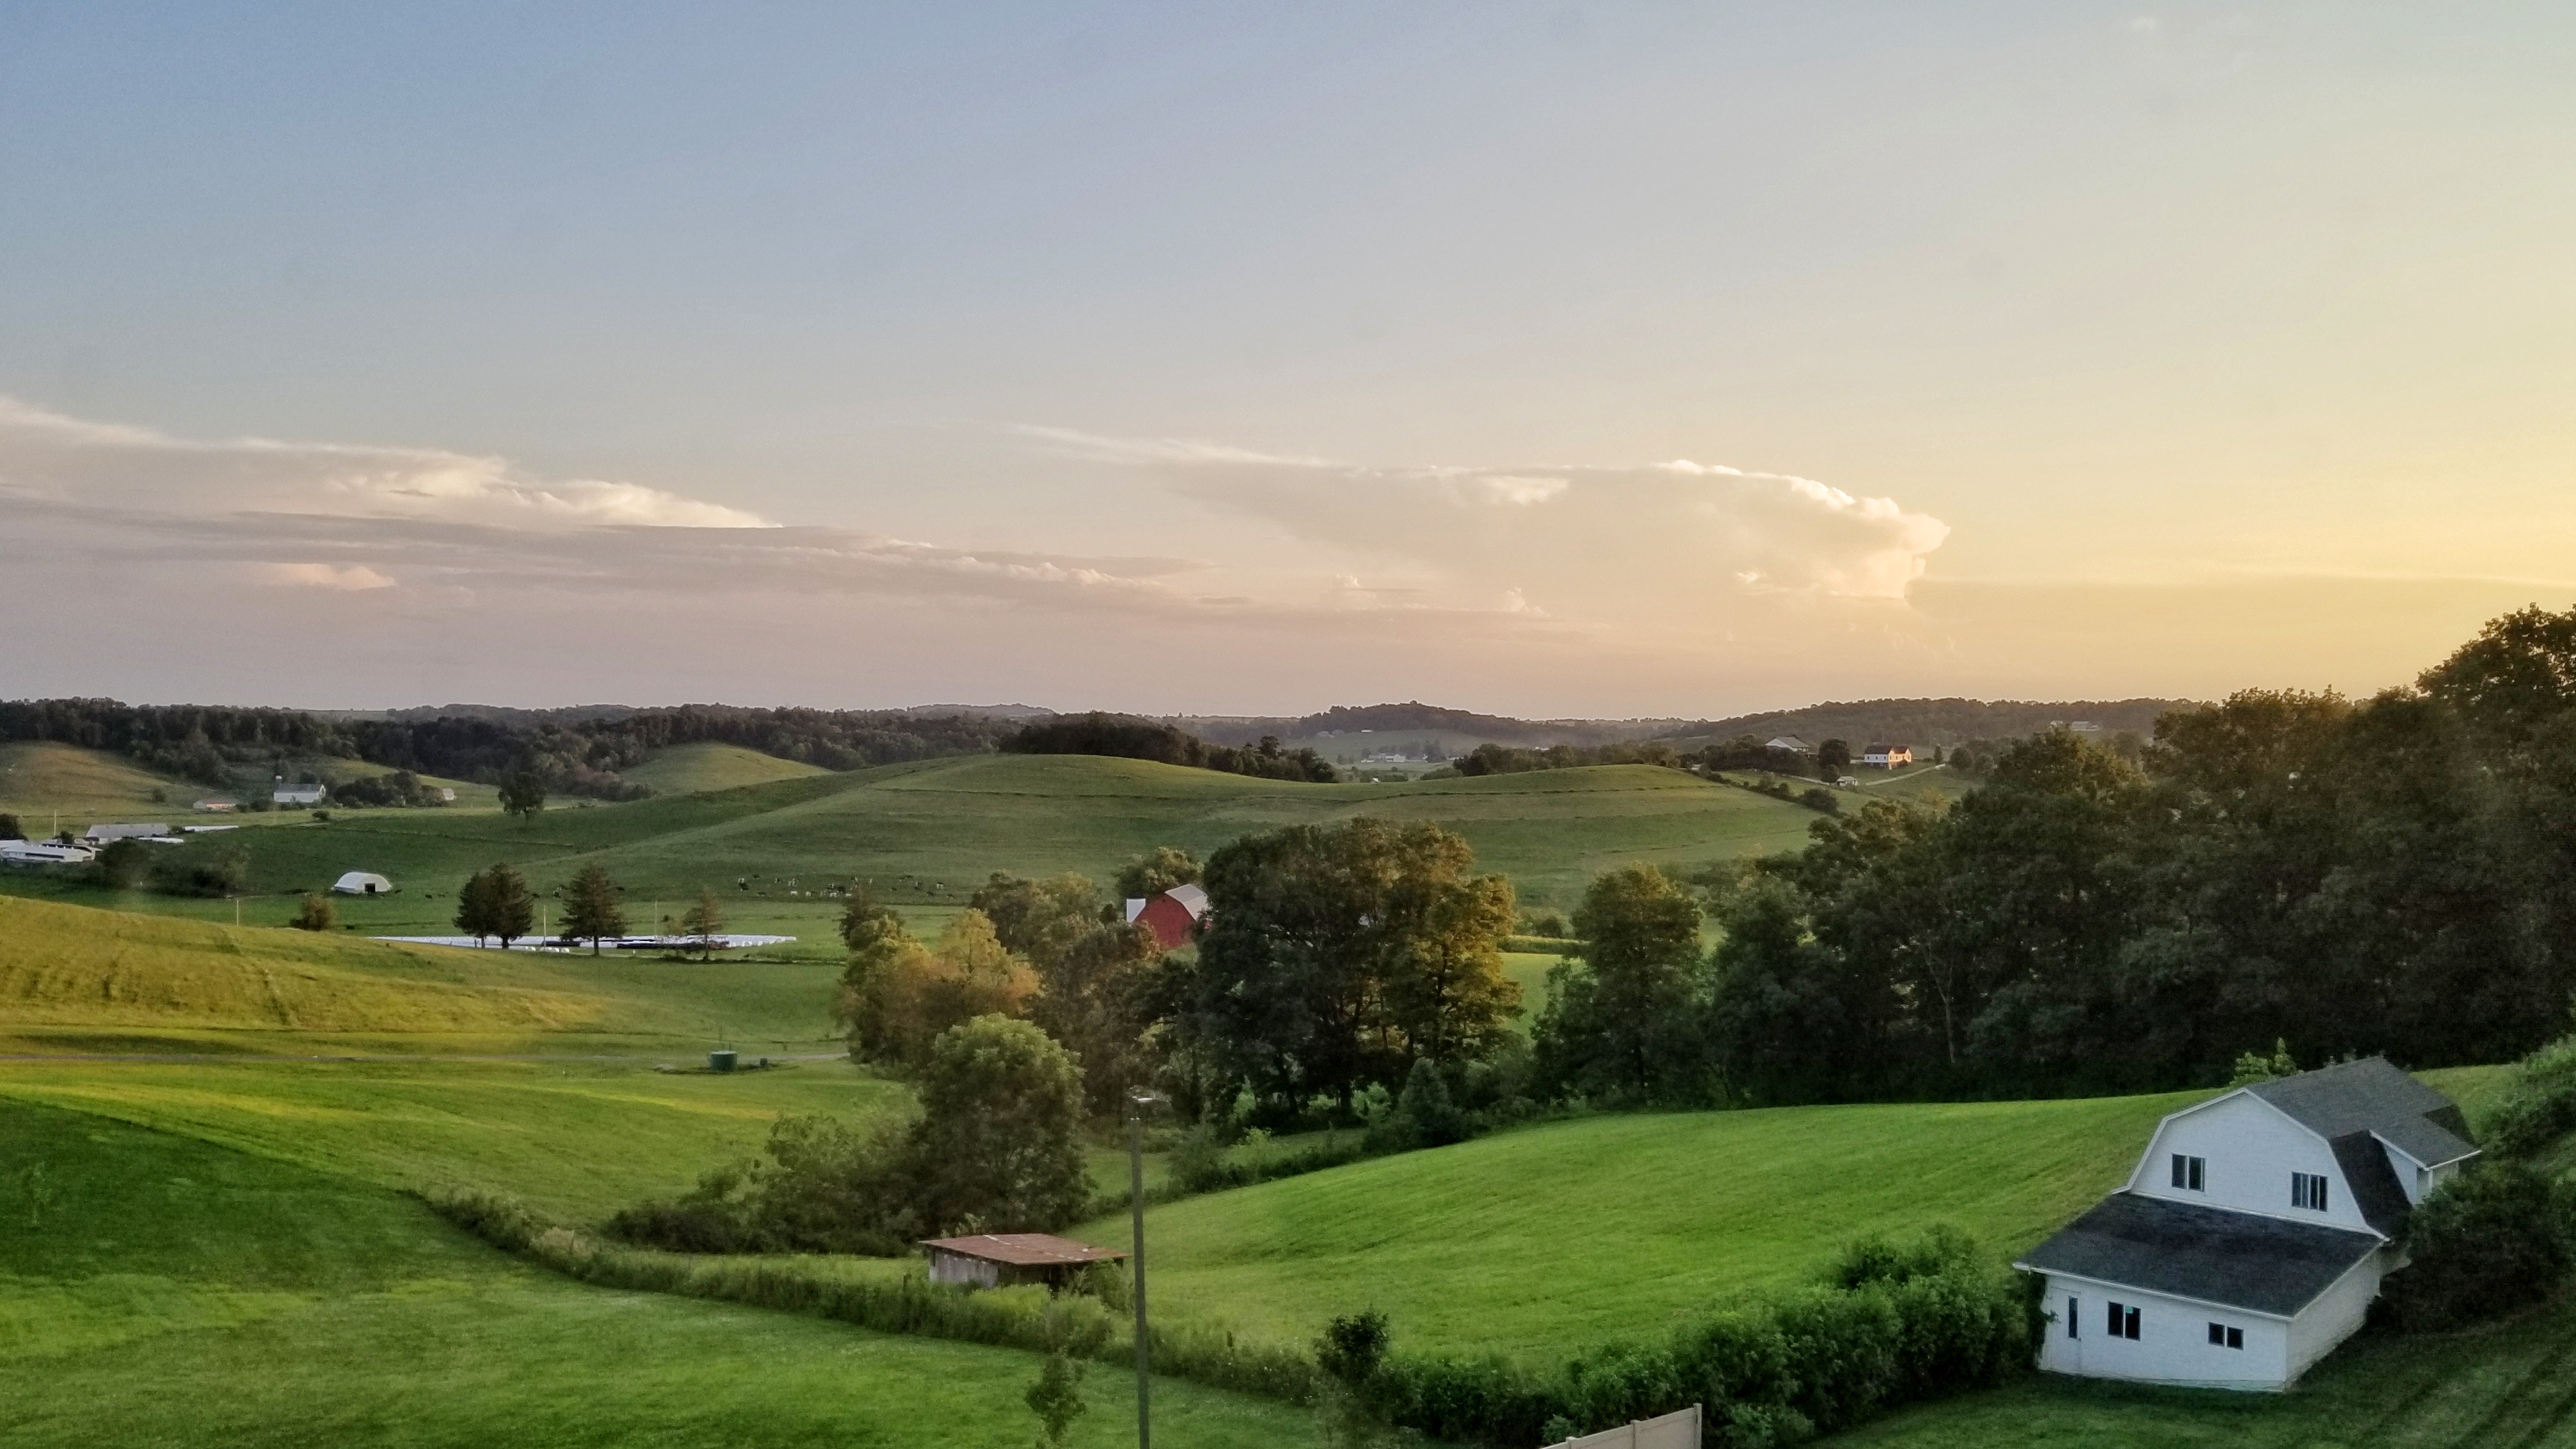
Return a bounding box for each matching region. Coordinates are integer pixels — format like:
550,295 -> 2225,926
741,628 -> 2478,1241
920,1233 -> 1126,1268
1163,882 -> 1209,917
2247,1057 -> 2477,1168
2017,1193 -> 2382,1318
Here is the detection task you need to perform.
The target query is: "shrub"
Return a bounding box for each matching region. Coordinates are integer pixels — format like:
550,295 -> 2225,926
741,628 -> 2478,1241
2488,1034 -> 2576,1158
91,838 -> 155,890
2379,1163 -> 2572,1331
289,894 -> 336,931
1317,1310 -> 1390,1385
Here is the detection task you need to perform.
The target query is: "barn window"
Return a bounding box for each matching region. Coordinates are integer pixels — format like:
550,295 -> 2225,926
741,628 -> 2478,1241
2067,1296 -> 2080,1338
2170,1154 -> 2205,1191
2292,1172 -> 2330,1211
2107,1301 -> 2141,1340
2206,1322 -> 2243,1349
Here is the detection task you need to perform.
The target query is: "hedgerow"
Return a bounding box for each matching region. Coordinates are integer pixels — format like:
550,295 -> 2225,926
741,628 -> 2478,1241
427,1185 -> 2025,1447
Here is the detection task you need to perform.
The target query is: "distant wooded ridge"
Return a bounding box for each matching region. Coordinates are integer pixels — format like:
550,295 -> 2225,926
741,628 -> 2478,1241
0,693 -> 2207,798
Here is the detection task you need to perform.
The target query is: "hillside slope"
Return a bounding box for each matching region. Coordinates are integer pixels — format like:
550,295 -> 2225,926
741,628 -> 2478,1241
0,740 -> 197,819
0,1098 -> 1308,1447
624,742 -> 831,794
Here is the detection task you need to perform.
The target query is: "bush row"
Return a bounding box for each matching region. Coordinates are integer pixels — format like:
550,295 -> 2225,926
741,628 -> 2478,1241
1356,1231 -> 2029,1447
424,1185 -> 1320,1406
431,1184 -> 2025,1448
2487,1033 -> 2576,1159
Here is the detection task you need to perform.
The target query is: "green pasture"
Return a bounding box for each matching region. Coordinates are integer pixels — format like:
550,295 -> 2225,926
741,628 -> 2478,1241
622,740 -> 832,794
0,753 -> 1823,937
0,894 -> 847,1053
0,740 -> 197,822
0,1098 -> 1310,1449
1082,1065 -> 2508,1368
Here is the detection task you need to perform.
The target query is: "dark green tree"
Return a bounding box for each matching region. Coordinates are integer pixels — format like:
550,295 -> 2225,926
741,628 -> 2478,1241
1816,739 -> 1852,776
907,1016 -> 1091,1233
1533,864 -> 1708,1103
560,864 -> 625,953
456,862 -> 536,947
498,769 -> 548,822
1114,846 -> 1201,901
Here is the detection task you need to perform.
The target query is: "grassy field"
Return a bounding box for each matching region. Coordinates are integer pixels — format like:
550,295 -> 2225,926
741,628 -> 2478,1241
1084,1065 -> 2509,1368
0,754 -> 1824,945
623,740 -> 832,794
0,741 -> 197,822
0,894 -> 848,1054
0,1097 -> 1311,1449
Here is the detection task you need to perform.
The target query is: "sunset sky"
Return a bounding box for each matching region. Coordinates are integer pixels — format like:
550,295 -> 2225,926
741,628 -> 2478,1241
4,3 -> 2570,716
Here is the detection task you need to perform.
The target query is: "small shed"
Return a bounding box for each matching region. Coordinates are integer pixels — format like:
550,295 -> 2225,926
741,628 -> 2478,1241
332,871 -> 394,896
922,1233 -> 1126,1289
1123,882 -> 1210,951
194,797 -> 239,813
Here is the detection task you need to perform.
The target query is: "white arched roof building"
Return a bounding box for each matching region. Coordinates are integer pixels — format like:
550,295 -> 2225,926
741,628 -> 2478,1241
331,871 -> 393,896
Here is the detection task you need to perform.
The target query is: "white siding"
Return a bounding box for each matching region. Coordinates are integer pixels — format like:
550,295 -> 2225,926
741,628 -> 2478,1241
2038,1275 -> 2289,1390
2133,1094 -> 2377,1236
2286,1250 -> 2390,1380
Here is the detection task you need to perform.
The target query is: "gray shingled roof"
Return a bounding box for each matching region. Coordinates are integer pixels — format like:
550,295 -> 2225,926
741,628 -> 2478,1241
2017,1193 -> 2383,1317
2247,1057 -> 2477,1168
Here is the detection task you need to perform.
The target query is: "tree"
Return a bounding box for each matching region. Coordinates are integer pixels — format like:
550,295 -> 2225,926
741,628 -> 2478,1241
92,838 -> 154,890
1185,818 -> 1519,1116
834,908 -> 1037,1069
1816,739 -> 1852,776
1114,846 -> 1201,902
560,864 -> 626,954
498,769 -> 548,823
970,873 -> 1103,964
290,893 -> 337,931
1383,872 -> 1521,1069
907,1015 -> 1091,1233
2379,1164 -> 2571,1330
678,889 -> 725,960
1533,865 -> 1708,1103
456,862 -> 536,947
0,813 -> 21,841
1025,1351 -> 1088,1449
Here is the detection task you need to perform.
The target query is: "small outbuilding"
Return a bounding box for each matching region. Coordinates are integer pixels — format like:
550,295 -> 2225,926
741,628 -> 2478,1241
1123,882 -> 1209,951
274,784 -> 327,806
331,871 -> 394,896
194,797 -> 239,813
922,1233 -> 1126,1290
84,822 -> 171,843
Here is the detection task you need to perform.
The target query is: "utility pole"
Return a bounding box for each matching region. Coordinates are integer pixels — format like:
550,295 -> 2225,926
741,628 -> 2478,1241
1129,1092 -> 1160,1449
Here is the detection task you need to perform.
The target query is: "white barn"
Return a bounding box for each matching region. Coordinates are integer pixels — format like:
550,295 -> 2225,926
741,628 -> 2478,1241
2017,1057 -> 2475,1391
84,822 -> 171,843
332,871 -> 394,896
275,784 -> 327,806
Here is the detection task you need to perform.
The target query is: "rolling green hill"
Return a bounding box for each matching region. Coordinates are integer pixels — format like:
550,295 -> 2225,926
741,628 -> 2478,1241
624,741 -> 832,794
0,755 -> 1825,946
1082,1066 -> 2507,1368
0,741 -> 197,820
0,1098 -> 1309,1448
0,894 -> 846,1054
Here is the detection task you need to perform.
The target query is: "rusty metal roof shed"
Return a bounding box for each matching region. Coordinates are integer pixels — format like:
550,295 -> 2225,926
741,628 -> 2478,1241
921,1233 -> 1126,1268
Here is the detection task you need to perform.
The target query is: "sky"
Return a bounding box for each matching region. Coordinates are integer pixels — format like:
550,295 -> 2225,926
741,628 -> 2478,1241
2,2 -> 2570,717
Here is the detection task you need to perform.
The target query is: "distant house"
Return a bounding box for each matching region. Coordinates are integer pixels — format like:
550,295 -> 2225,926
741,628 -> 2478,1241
1123,882 -> 1209,951
194,797 -> 238,813
1860,744 -> 1913,769
1765,736 -> 1812,755
273,783 -> 327,806
2017,1058 -> 2476,1392
331,871 -> 394,896
83,822 -> 171,843
922,1233 -> 1124,1290
433,787 -> 457,803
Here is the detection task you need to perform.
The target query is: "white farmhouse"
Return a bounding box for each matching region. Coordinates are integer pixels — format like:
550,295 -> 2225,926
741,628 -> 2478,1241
2018,1057 -> 2476,1391
274,783 -> 328,806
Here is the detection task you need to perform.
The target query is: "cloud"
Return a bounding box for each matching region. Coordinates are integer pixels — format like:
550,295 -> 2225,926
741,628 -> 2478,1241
260,562 -> 395,590
0,395 -> 774,529
1021,427 -> 1951,621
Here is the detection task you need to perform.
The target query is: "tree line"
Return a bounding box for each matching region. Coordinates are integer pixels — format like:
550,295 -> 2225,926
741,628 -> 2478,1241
1004,713 -> 1338,782
0,698 -> 1020,799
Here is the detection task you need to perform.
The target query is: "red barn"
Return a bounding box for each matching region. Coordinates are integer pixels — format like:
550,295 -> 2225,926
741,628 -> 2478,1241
1124,882 -> 1209,951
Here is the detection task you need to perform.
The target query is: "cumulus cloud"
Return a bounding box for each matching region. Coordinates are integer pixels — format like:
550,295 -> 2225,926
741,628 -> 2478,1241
1022,427 -> 1951,625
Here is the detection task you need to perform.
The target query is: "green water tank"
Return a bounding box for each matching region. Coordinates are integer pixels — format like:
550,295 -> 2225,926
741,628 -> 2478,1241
709,1050 -> 738,1073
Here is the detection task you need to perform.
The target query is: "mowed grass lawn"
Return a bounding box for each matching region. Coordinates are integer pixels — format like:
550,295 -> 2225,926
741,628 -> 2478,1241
1089,1066 -> 2510,1368
0,1099 -> 1311,1449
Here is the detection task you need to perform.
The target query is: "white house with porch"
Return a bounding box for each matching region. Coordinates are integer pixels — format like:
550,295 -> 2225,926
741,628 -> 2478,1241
2017,1057 -> 2476,1391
